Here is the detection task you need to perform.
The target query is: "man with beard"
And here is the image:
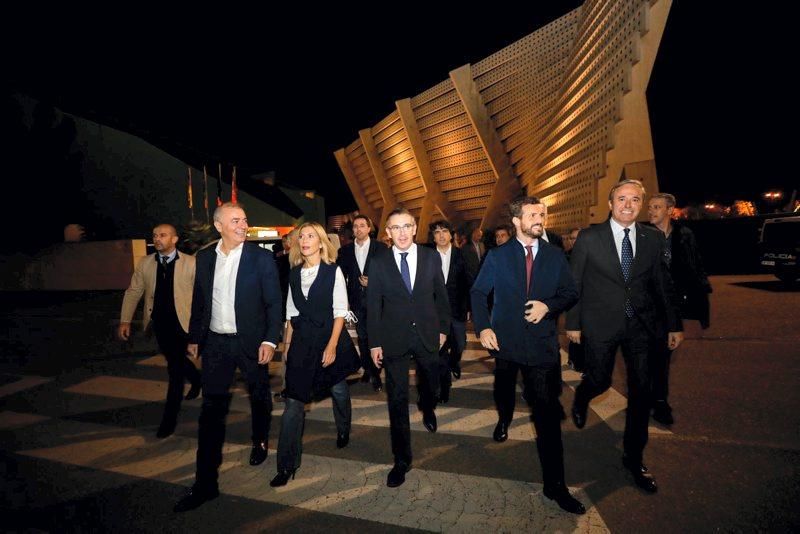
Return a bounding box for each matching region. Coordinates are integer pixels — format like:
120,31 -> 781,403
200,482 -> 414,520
471,196 -> 584,514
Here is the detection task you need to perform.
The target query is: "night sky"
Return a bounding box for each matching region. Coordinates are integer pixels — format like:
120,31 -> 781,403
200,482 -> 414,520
6,2 -> 793,222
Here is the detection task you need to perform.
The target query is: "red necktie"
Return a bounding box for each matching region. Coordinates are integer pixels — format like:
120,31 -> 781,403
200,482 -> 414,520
525,245 -> 533,295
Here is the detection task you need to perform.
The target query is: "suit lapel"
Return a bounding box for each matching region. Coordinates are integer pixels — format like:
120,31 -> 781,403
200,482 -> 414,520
600,221 -> 626,284
530,241 -> 547,298
630,223 -> 648,276
411,247 -> 424,296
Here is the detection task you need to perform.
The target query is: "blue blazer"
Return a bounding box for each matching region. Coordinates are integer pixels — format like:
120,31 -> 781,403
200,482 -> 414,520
471,239 -> 577,366
189,241 -> 283,358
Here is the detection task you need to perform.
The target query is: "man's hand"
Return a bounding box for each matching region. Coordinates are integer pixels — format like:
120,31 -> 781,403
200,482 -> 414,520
359,275 -> 368,287
322,342 -> 337,368
371,347 -> 383,368
668,331 -> 684,350
187,343 -> 199,359
524,300 -> 549,324
566,330 -> 581,344
259,344 -> 275,365
479,328 -> 500,351
118,322 -> 131,341
439,333 -> 447,349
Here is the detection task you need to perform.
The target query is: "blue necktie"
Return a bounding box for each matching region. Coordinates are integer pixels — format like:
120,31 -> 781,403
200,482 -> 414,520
621,228 -> 634,318
400,252 -> 412,294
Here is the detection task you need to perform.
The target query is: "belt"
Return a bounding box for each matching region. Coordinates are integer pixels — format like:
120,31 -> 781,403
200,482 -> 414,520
210,331 -> 239,337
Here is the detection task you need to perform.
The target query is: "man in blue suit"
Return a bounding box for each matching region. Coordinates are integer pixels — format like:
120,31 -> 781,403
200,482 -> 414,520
471,196 -> 584,515
174,202 -> 283,512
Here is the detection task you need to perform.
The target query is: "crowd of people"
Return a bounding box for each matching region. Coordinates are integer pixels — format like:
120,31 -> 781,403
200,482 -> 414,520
118,178 -> 711,516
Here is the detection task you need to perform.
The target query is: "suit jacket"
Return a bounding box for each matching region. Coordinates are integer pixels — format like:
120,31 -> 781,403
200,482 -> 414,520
188,242 -> 282,358
462,240 -> 485,280
121,252 -> 195,333
440,245 -> 471,321
471,239 -> 577,366
565,220 -> 682,342
367,245 -> 451,355
337,238 -> 387,313
543,231 -> 564,250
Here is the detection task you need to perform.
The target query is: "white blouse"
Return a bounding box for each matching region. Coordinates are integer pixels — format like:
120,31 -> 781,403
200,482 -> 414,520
285,264 -> 349,321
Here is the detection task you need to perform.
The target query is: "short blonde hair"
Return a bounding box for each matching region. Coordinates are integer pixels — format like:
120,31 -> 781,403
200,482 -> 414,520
608,179 -> 645,201
289,222 -> 338,266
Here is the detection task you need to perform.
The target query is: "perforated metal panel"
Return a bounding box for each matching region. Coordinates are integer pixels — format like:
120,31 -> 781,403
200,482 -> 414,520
336,0 -> 670,230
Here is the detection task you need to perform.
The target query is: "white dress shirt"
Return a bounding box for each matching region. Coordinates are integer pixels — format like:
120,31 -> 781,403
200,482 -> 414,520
609,218 -> 637,262
210,241 -> 243,334
285,264 -> 349,320
437,244 -> 452,283
354,237 -> 370,275
392,243 -> 418,289
516,237 -> 540,260
159,249 -> 177,263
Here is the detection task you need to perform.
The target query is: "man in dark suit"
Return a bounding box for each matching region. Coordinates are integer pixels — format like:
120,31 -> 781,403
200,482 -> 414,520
648,192 -> 711,425
174,202 -> 283,512
541,204 -> 564,250
472,196 -> 584,515
337,215 -> 387,391
461,226 -> 485,282
430,221 -> 471,394
368,207 -> 451,488
567,179 -> 683,494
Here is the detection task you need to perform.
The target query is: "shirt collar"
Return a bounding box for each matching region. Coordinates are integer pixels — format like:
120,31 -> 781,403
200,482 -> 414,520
516,237 -> 539,252
215,240 -> 244,257
355,237 -> 370,250
393,243 -> 417,256
157,249 -> 178,262
610,218 -> 635,235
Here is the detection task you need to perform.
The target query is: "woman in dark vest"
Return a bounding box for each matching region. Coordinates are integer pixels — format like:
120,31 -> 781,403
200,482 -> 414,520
270,222 -> 359,487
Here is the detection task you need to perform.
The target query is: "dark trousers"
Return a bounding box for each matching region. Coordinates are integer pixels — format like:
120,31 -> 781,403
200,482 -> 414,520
195,332 -> 272,490
383,330 -> 439,466
152,319 -> 201,428
277,379 -> 350,471
574,318 -> 653,463
650,342 -> 672,402
438,319 -> 466,393
355,307 -> 380,380
494,359 -> 565,487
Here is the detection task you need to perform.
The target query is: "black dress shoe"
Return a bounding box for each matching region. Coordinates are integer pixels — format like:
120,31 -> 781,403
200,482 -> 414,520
571,403 -> 587,429
622,457 -> 657,493
652,401 -> 674,425
249,441 -> 268,466
451,365 -> 461,380
493,421 -> 509,442
269,469 -> 296,487
422,410 -> 437,433
386,462 -> 411,487
273,389 -> 287,402
173,486 -> 219,512
372,377 -> 383,392
156,423 -> 175,439
336,432 -> 350,449
543,485 -> 586,515
622,454 -> 648,473
185,383 -> 201,401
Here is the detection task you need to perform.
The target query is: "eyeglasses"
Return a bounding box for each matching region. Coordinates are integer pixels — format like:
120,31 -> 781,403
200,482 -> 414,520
388,223 -> 415,233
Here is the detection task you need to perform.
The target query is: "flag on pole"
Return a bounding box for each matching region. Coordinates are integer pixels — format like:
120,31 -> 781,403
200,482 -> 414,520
216,163 -> 223,207
187,167 -> 194,218
203,165 -> 210,223
231,165 -> 238,204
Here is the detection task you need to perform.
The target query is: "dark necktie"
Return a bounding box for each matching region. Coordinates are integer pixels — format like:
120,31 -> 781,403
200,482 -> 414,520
161,255 -> 169,267
525,245 -> 533,295
621,228 -> 634,318
400,252 -> 412,294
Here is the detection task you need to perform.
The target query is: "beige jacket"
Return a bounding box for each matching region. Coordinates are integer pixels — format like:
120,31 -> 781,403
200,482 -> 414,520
120,252 -> 196,333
